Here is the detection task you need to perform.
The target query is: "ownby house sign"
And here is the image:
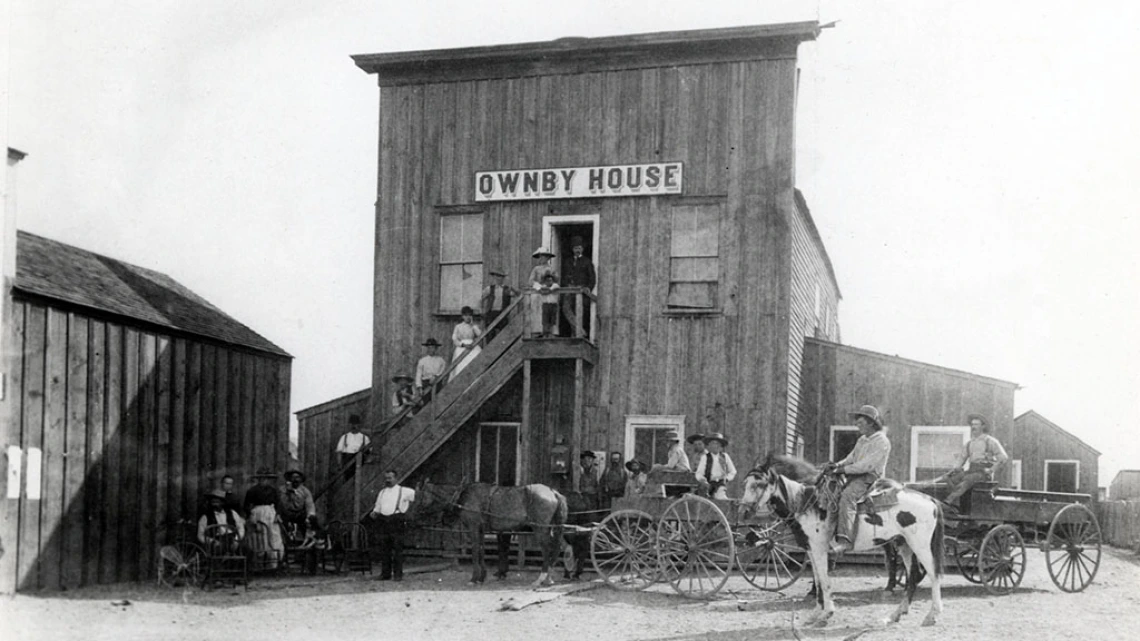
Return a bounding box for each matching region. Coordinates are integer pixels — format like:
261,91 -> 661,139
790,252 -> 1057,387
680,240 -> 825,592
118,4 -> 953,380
475,162 -> 683,202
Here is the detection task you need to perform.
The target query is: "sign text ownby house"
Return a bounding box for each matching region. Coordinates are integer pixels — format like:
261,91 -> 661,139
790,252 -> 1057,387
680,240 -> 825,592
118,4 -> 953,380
475,162 -> 683,202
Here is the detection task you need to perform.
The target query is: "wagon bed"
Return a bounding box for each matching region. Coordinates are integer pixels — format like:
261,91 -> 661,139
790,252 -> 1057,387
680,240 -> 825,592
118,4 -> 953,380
905,481 -> 1102,594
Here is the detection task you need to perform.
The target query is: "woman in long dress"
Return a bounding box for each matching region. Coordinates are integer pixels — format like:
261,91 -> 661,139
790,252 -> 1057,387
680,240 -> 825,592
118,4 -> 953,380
528,247 -> 556,337
450,306 -> 483,380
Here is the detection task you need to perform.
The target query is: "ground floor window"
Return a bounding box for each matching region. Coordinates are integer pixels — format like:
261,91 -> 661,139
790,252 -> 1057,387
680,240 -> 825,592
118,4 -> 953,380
475,422 -> 519,485
910,426 -> 969,482
1045,460 -> 1079,493
829,426 -> 859,463
624,415 -> 685,466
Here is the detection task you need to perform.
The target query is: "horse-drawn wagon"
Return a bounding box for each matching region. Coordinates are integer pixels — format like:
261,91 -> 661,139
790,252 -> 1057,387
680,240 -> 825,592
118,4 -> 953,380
906,481 -> 1102,595
588,469 -> 808,599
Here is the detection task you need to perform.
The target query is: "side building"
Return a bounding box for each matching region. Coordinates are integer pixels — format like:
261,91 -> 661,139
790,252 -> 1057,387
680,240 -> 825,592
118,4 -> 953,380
337,22 -> 842,512
1010,410 -> 1099,495
0,231 -> 292,592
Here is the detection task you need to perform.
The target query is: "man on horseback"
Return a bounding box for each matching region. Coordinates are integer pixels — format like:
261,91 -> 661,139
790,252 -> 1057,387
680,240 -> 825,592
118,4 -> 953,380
823,405 -> 891,555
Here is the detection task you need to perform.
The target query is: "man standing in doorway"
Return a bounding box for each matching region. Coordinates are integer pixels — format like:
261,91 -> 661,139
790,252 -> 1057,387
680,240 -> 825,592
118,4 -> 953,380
559,236 -> 596,338
368,471 -> 416,581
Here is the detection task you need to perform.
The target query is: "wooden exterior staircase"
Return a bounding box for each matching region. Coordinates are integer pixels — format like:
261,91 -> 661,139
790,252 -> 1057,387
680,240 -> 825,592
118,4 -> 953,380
313,290 -> 597,523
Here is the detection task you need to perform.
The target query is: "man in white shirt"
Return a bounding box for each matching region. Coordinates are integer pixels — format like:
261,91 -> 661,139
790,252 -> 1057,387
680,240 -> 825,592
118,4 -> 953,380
368,471 -> 416,581
415,338 -> 447,401
197,489 -> 245,553
941,413 -> 1009,508
695,433 -> 736,499
336,414 -> 371,476
824,405 -> 892,554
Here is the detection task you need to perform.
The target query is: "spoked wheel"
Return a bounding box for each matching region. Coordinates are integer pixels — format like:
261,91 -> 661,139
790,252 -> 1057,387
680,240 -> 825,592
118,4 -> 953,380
735,519 -> 807,591
1045,503 -> 1102,593
590,509 -> 658,591
158,542 -> 206,587
657,495 -> 735,599
949,537 -> 984,584
979,524 -> 1026,595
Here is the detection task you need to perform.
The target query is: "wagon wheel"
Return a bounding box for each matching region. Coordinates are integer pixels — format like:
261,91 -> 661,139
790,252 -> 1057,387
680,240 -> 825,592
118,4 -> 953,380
735,518 -> 807,591
657,495 -> 735,599
158,542 -> 206,588
949,537 -> 984,584
590,509 -> 658,591
979,524 -> 1026,595
1045,503 -> 1102,593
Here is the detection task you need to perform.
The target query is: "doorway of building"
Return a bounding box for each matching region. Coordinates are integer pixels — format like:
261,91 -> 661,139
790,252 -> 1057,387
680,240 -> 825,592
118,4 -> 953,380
542,214 -> 598,339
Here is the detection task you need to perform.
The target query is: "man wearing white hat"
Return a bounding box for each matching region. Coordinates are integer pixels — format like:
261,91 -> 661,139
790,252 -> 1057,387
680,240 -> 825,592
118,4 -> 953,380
823,405 -> 892,554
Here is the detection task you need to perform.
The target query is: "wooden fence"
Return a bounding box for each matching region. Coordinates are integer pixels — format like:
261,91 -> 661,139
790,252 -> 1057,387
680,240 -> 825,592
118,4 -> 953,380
1097,500 -> 1140,551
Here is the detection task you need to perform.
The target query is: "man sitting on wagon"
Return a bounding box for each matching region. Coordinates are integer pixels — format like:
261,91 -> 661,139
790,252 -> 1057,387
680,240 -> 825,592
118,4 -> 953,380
939,413 -> 1009,509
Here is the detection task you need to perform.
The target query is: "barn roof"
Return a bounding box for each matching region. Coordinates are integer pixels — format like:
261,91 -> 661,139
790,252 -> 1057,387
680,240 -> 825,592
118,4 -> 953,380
353,21 -> 821,86
804,337 -> 1018,388
1014,410 -> 1101,456
14,231 -> 290,358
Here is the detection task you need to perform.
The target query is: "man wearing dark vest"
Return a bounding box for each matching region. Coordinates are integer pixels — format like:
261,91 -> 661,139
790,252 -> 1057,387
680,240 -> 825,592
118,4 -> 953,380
198,489 -> 245,553
481,269 -> 516,342
368,470 -> 416,581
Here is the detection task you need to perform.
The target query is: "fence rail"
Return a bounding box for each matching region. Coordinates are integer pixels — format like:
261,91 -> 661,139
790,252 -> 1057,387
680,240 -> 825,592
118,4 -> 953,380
1096,500 -> 1140,551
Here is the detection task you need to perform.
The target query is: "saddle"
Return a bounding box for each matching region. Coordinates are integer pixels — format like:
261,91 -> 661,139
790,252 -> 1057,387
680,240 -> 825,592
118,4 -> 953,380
856,478 -> 903,515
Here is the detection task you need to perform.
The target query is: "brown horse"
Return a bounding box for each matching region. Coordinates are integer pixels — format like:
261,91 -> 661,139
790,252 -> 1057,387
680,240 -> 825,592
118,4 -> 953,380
411,481 -> 567,587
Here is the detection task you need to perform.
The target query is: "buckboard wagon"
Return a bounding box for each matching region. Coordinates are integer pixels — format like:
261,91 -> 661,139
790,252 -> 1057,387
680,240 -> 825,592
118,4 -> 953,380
587,470 -> 808,599
905,481 -> 1102,594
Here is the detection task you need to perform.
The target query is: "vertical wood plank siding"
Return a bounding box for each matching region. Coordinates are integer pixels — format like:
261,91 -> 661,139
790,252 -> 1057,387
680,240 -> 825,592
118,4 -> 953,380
785,196 -> 841,454
1010,412 -> 1099,495
797,338 -> 1018,483
295,389 -> 371,515
0,299 -> 291,592
370,59 -> 802,492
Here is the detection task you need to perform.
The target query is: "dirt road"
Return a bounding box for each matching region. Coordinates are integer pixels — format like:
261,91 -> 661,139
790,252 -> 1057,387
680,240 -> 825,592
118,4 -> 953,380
3,547 -> 1137,641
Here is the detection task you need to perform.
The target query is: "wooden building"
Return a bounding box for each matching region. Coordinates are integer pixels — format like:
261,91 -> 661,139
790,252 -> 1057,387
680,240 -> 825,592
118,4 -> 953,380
335,22 -> 842,511
797,337 -> 1018,485
1109,470 -> 1140,501
1010,410 -> 1099,496
0,231 -> 292,592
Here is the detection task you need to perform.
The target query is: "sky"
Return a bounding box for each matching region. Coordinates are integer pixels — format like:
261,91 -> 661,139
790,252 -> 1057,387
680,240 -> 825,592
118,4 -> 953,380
7,1 -> 1140,487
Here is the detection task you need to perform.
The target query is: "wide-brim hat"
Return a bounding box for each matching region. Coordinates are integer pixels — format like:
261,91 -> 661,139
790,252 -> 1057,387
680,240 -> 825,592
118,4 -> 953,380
204,488 -> 226,500
532,246 -> 554,258
252,467 -> 277,479
571,236 -> 584,247
348,414 -> 362,425
422,338 -> 442,347
391,374 -> 413,384
966,413 -> 990,427
665,431 -> 682,442
285,470 -> 306,482
848,405 -> 883,427
686,433 -> 705,445
704,432 -> 728,446
579,450 -> 596,460
625,459 -> 644,473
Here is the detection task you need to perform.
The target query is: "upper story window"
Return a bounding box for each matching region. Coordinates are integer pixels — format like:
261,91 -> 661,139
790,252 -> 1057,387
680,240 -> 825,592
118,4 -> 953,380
439,212 -> 483,312
668,204 -> 720,309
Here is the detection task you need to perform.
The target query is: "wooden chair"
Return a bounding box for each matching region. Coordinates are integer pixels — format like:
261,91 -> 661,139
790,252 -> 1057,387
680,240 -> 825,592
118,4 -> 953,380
329,521 -> 372,574
201,524 -> 247,590
245,520 -> 283,574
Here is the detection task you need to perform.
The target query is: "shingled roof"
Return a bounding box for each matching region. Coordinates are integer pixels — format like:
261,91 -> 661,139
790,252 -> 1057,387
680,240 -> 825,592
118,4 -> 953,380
14,231 -> 290,358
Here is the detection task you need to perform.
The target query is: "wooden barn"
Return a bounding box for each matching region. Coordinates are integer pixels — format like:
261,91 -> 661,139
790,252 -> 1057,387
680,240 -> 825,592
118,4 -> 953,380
1109,470 -> 1140,501
1010,410 -> 1099,496
797,337 -> 1019,485
328,22 -> 842,513
0,231 -> 292,592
